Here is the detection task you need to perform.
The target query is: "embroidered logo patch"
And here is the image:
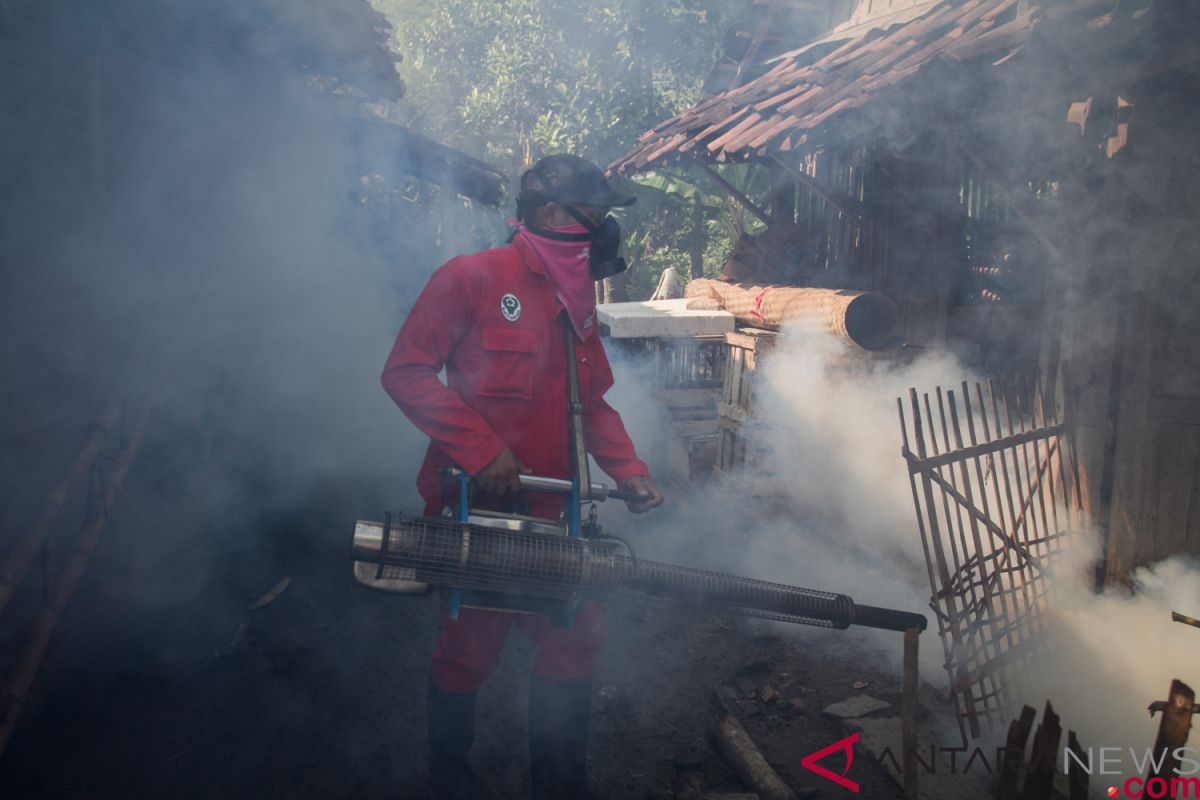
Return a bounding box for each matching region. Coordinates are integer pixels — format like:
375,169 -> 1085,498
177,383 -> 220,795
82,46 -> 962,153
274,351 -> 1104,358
500,293 -> 521,322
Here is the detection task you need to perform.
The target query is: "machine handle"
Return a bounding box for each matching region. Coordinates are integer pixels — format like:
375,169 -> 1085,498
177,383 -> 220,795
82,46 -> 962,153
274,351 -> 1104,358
444,467 -> 639,503
605,488 -> 649,503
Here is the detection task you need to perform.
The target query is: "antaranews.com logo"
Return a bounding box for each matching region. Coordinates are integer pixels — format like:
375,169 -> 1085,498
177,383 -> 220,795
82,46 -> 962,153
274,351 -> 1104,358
800,736 -> 1200,797
1067,747 -> 1200,798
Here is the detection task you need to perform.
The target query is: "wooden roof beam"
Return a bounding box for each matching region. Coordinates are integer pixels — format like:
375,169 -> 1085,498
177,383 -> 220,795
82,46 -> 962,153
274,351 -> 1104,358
700,163 -> 774,226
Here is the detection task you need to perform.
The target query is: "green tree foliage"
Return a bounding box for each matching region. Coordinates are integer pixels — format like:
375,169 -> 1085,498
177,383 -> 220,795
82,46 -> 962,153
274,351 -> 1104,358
371,0 -> 773,297
374,0 -> 722,169
624,164 -> 771,296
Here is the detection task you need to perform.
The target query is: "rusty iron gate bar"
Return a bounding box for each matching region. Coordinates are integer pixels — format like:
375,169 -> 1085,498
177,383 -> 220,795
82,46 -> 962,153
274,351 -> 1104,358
897,370 -> 1087,742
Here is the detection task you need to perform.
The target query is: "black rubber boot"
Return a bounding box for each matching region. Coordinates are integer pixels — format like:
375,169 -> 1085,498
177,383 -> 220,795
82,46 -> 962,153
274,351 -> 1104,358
427,679 -> 481,800
528,675 -> 593,800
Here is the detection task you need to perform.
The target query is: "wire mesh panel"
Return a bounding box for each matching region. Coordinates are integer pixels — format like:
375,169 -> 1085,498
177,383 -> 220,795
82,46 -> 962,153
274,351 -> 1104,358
897,369 -> 1087,742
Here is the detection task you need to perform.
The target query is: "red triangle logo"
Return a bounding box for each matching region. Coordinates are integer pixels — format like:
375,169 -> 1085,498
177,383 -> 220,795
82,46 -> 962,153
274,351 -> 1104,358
801,732 -> 860,792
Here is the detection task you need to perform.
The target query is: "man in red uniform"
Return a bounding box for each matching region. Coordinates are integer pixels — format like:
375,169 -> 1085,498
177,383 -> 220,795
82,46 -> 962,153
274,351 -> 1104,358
382,154 -> 664,800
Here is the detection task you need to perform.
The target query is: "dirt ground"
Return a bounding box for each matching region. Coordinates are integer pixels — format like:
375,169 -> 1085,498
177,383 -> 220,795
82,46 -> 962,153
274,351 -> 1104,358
0,418 -> 952,800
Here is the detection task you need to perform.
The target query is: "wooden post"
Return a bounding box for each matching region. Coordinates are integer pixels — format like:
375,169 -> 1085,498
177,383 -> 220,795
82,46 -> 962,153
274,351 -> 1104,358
1022,701 -> 1062,800
604,272 -> 628,304
690,194 -> 707,279
997,705 -> 1037,800
901,628 -> 919,800
1148,680 -> 1195,788
0,406 -> 149,757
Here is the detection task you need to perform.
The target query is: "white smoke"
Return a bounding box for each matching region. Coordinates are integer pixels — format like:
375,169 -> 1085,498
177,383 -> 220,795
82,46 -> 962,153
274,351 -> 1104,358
1016,553 -> 1200,776
602,322 -> 1200,775
599,325 -> 975,679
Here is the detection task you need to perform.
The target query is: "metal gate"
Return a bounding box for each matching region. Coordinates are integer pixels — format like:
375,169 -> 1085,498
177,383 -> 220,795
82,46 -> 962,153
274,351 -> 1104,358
897,371 -> 1088,740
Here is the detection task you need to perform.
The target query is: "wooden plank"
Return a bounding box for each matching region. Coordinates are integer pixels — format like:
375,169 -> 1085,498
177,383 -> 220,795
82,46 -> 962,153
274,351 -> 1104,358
1147,425 -> 1200,563
898,397 -> 957,728
996,705 -> 1036,800
902,629 -> 920,800
708,112 -> 765,153
1105,295 -> 1157,580
903,423 -> 1066,472
1022,701 -> 1062,800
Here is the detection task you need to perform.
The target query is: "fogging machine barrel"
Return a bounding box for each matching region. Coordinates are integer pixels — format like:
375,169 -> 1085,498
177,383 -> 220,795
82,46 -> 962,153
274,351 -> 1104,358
352,515 -> 926,633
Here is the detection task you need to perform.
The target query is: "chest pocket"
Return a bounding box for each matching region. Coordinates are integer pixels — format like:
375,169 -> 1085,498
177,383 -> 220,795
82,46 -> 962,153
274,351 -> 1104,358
478,327 -> 538,399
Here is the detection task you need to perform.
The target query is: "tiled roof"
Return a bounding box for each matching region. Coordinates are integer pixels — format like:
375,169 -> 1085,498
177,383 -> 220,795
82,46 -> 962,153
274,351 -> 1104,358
610,0 -> 1124,175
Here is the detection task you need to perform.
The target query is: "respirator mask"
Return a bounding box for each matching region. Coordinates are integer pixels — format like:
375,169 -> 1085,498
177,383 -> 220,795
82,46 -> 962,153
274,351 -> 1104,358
514,155 -> 637,280
518,192 -> 627,280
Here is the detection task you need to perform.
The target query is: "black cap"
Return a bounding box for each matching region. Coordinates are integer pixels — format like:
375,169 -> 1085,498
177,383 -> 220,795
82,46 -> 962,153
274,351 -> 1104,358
524,154 -> 636,208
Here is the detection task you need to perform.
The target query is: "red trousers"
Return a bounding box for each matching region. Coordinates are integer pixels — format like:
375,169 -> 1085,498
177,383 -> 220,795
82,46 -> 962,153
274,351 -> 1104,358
430,601 -> 607,693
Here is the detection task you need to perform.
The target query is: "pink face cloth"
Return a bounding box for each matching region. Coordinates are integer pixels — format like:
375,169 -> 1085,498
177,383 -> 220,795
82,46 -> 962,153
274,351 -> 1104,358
515,224 -> 598,341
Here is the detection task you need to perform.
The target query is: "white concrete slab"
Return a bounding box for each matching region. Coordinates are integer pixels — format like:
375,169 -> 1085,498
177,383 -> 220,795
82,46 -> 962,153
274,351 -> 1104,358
597,298 -> 734,339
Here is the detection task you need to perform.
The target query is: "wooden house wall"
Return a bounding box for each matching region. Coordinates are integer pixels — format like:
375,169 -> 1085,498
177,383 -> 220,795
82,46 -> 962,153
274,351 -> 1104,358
768,134 -> 1048,375
764,67 -> 1200,580
626,0 -> 1200,581
1049,71 -> 1200,582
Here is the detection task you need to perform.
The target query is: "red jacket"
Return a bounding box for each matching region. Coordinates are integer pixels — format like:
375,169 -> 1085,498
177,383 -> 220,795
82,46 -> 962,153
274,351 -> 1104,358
381,235 -> 649,516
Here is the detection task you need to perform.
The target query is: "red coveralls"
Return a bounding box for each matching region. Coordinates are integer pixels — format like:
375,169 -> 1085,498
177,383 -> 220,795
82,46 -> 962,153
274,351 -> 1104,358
381,235 -> 649,693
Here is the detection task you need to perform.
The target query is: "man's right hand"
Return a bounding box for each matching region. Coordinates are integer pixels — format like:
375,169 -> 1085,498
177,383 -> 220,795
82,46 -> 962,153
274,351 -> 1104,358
474,447 -> 531,496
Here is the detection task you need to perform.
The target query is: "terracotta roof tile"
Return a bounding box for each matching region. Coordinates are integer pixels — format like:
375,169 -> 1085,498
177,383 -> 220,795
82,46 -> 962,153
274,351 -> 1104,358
610,0 -> 1063,174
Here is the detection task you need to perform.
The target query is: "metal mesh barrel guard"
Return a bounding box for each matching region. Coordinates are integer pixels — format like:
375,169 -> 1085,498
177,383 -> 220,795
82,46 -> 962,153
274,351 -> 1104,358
354,515 -> 857,629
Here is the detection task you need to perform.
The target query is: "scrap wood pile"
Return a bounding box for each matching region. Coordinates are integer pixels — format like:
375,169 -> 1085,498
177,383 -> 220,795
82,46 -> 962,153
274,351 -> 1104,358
995,677 -> 1196,800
